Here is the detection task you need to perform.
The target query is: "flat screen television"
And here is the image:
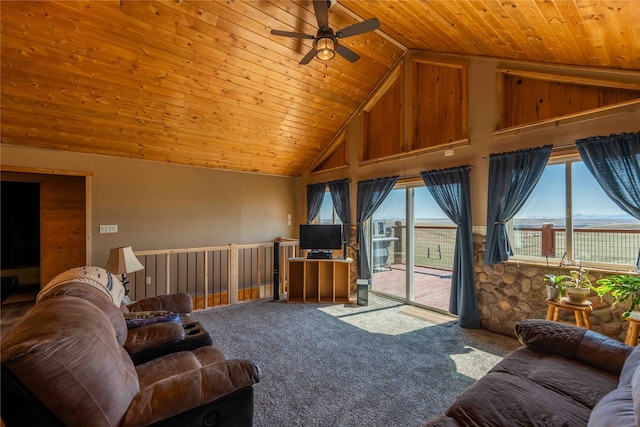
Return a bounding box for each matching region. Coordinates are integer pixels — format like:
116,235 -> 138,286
299,224 -> 343,258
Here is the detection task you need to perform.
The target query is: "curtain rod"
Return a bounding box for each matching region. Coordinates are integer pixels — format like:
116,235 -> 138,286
399,165 -> 475,181
481,143 -> 576,160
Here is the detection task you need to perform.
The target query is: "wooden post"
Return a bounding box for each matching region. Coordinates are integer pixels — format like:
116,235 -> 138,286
203,250 -> 209,309
541,222 -> 555,257
229,244 -> 238,305
393,220 -> 403,264
165,253 -> 171,296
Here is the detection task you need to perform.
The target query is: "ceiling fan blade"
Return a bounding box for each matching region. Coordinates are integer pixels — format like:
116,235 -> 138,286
313,0 -> 329,28
336,18 -> 380,38
299,48 -> 317,65
271,29 -> 315,39
335,44 -> 360,63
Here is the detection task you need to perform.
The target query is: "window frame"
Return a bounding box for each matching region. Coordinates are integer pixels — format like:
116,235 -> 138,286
508,154 -> 638,271
315,188 -> 342,225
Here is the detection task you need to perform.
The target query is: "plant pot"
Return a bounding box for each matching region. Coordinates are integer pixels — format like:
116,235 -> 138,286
546,285 -> 560,301
566,287 -> 590,304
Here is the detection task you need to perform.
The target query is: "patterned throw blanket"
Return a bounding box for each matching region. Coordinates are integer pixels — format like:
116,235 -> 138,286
38,266 -> 126,307
123,311 -> 181,329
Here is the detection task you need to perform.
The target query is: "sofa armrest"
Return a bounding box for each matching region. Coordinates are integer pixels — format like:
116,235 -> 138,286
515,319 -> 632,375
123,359 -> 260,427
127,293 -> 193,314
124,322 -> 186,364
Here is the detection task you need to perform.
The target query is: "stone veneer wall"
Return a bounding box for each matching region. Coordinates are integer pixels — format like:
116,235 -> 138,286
474,233 -> 632,341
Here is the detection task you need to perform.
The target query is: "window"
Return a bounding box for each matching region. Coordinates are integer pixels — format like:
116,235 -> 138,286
510,157 -> 639,268
317,190 -> 342,225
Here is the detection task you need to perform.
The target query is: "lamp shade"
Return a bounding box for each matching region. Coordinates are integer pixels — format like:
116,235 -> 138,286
104,246 -> 144,275
315,37 -> 335,61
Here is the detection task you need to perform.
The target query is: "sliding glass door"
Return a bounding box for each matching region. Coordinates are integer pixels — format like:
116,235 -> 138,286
369,188 -> 406,300
412,187 -> 455,311
369,184 -> 454,312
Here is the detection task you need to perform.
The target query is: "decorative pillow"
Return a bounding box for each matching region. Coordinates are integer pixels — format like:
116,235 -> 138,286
38,266 -> 125,307
514,319 -> 586,357
124,312 -> 181,329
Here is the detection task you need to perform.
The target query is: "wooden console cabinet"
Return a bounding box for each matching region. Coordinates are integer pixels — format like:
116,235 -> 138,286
287,257 -> 352,303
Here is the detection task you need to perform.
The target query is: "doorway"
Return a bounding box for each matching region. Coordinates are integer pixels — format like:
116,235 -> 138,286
1,171 -> 88,299
368,184 -> 454,313
1,181 -> 40,302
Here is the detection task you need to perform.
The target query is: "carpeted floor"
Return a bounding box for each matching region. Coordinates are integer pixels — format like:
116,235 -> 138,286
192,294 -> 521,427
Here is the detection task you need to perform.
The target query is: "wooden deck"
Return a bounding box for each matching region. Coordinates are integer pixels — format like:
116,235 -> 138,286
371,264 -> 453,313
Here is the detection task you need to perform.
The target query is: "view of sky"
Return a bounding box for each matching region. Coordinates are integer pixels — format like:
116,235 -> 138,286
374,187 -> 447,220
518,162 -> 636,220
365,161 -> 637,222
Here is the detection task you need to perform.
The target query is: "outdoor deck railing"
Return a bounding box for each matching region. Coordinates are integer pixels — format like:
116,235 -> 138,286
129,241 -> 299,310
511,226 -> 640,265
382,223 -> 639,270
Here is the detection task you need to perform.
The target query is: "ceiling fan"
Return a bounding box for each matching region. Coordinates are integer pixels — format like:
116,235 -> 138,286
270,0 -> 380,65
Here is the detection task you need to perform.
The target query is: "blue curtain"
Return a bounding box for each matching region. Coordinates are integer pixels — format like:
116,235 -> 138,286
576,131 -> 640,269
421,166 -> 479,329
356,176 -> 399,280
328,179 -> 351,252
306,183 -> 326,223
485,145 -> 552,264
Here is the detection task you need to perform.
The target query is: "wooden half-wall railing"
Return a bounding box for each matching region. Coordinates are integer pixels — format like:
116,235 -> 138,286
128,240 -> 299,310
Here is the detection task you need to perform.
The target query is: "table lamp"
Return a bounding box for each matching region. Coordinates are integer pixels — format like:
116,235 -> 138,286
104,246 -> 144,296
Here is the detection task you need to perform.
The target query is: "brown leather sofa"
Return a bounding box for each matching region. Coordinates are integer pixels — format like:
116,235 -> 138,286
424,319 -> 638,427
1,280 -> 261,427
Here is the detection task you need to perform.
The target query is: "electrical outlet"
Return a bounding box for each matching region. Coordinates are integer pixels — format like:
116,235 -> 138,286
287,213 -> 292,226
145,277 -> 151,285
99,224 -> 118,233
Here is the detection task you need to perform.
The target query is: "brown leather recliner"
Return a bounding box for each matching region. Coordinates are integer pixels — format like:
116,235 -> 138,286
35,266 -> 214,365
121,291 -> 214,364
1,282 -> 261,427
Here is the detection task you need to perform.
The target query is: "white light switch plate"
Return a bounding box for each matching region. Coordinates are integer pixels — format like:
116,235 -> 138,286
99,224 -> 118,233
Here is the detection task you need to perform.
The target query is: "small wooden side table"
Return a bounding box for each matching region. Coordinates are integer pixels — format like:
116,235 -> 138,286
624,313 -> 640,346
545,299 -> 593,329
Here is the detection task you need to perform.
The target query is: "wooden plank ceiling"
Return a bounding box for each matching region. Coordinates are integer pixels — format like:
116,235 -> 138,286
2,1 -> 638,177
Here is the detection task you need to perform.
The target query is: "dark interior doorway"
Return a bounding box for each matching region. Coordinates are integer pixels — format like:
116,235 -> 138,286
1,181 -> 41,270
1,181 -> 41,301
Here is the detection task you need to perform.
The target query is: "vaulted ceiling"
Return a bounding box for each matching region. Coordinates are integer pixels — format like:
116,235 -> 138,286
2,1 -> 638,176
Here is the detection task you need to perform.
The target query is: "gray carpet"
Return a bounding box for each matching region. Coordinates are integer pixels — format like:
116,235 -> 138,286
192,294 -> 520,427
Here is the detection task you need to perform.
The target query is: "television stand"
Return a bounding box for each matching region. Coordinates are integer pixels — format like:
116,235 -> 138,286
307,250 -> 333,260
287,257 -> 352,304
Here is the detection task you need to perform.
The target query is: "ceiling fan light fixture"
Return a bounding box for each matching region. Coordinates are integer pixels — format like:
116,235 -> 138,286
315,36 -> 336,61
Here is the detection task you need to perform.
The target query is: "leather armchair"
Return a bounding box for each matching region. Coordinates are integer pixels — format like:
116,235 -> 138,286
121,292 -> 213,364
1,283 -> 260,427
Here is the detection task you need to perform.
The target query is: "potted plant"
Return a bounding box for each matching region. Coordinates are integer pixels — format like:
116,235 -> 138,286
544,273 -> 567,301
590,274 -> 640,319
545,257 -> 591,304
544,255 -> 566,301
563,265 -> 592,304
